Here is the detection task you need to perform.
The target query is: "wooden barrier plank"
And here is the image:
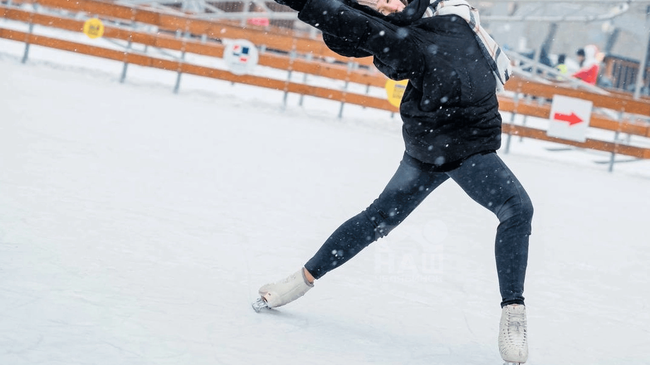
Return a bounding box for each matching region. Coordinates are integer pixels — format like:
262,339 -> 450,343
2,12 -> 650,160
11,0 -> 375,66
503,124 -> 650,159
0,6 -> 222,56
9,0 -> 650,111
498,97 -> 650,137
0,5 -> 385,86
16,0 -> 646,111
157,16 -> 375,67
0,26 -> 397,112
505,76 -> 650,117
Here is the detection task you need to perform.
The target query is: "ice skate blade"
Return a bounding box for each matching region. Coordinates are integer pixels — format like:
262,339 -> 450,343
251,297 -> 269,313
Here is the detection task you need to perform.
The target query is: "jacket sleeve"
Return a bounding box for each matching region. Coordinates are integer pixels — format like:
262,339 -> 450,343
273,0 -> 308,12
298,0 -> 424,79
322,33 -> 372,58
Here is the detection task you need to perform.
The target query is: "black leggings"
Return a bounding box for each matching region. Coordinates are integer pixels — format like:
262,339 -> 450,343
304,152 -> 533,306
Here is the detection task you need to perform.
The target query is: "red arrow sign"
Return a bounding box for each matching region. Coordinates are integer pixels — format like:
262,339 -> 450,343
553,112 -> 583,126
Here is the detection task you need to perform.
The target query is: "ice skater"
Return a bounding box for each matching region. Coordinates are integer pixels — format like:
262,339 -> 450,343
254,0 -> 533,363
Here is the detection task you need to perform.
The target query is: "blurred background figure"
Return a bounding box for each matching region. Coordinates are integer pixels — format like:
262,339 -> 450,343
572,45 -> 600,85
555,54 -> 568,80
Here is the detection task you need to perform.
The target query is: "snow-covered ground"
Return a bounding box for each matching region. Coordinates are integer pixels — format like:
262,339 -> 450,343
1,29 -> 650,365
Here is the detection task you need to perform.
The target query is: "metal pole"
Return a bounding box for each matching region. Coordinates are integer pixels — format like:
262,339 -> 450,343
338,61 -> 354,119
505,112 -> 516,154
21,4 -> 37,64
298,73 -> 307,106
298,53 -> 313,106
120,39 -> 132,83
282,70 -> 292,110
608,110 -> 625,172
120,9 -> 136,84
282,48 -> 296,110
338,80 -> 348,119
174,50 -> 186,94
633,6 -> 650,99
174,29 -> 189,94
530,23 -> 554,77
608,132 -> 619,172
504,92 -> 519,154
22,23 -> 34,64
241,1 -> 250,27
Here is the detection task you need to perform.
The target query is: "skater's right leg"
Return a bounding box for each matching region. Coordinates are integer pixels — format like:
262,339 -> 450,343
256,153 -> 448,309
304,153 -> 449,279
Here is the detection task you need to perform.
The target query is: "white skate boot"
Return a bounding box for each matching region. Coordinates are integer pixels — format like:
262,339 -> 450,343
252,268 -> 314,312
498,304 -> 528,364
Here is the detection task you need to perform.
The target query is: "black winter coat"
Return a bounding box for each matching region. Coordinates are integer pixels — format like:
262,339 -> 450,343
298,0 -> 503,170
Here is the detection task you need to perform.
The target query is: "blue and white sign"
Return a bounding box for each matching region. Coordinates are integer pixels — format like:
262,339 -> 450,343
223,39 -> 259,76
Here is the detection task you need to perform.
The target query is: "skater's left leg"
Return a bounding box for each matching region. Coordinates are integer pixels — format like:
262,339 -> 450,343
447,152 -> 532,363
446,152 -> 533,307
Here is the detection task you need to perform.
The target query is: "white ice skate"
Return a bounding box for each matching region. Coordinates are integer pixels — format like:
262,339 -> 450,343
498,304 -> 528,365
252,268 -> 314,312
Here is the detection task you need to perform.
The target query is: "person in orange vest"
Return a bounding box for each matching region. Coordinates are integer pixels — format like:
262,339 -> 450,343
572,45 -> 600,85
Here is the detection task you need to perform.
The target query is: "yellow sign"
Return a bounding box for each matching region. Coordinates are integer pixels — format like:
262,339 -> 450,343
83,18 -> 105,39
384,79 -> 408,108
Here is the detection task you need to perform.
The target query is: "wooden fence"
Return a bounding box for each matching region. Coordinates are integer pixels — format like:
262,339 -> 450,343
2,0 -> 650,171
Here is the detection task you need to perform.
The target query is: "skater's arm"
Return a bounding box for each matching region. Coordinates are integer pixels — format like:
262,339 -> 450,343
322,33 -> 373,58
298,0 -> 424,77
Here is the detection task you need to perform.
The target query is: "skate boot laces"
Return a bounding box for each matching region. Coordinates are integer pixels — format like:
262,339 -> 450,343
499,304 -> 528,364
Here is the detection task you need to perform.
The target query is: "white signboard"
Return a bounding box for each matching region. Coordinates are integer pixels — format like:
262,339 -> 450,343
223,39 -> 259,76
547,95 -> 593,142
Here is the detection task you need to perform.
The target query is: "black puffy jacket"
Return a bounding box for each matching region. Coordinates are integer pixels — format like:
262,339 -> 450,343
298,0 -> 502,170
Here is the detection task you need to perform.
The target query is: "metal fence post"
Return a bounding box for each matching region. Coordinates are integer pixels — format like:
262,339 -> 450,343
608,110 -> 626,172
22,23 -> 34,64
120,8 -> 136,83
338,80 -> 348,119
504,92 -> 519,154
338,61 -> 354,119
282,45 -> 297,111
298,53 -> 313,107
174,26 -> 190,94
119,39 -> 132,83
608,132 -> 619,172
519,94 -> 534,142
21,4 -> 37,64
174,50 -> 186,94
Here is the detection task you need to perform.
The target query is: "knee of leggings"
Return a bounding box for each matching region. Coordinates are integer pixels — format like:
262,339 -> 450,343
497,194 -> 534,229
363,205 -> 400,239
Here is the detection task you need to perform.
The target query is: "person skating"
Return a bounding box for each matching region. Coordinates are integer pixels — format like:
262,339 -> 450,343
254,0 -> 532,363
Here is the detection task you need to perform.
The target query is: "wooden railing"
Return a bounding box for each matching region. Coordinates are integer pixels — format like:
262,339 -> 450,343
500,77 -> 650,162
1,0 -> 649,169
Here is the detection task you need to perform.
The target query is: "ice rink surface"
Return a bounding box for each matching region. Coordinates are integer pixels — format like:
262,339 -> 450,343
1,36 -> 650,365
